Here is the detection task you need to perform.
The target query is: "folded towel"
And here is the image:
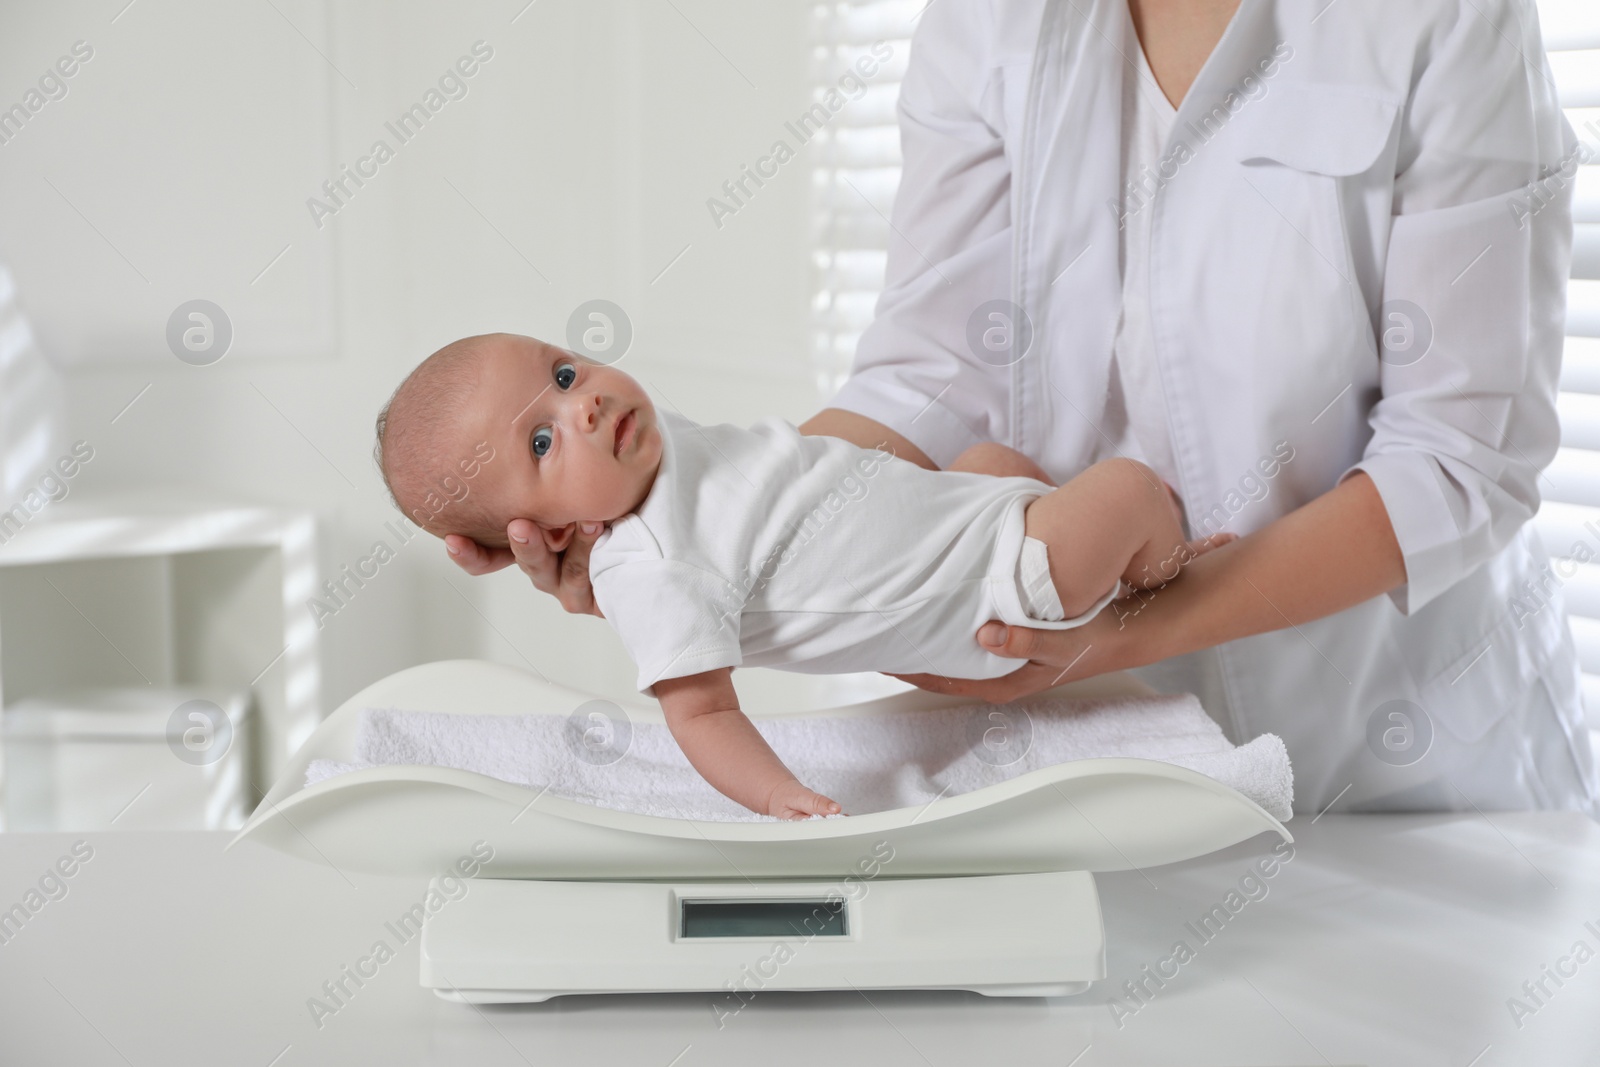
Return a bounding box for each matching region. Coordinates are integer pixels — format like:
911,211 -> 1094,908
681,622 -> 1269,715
304,692 -> 1294,823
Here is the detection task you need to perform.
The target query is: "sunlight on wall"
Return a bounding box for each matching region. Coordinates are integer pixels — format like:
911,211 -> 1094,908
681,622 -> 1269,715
0,262 -> 63,504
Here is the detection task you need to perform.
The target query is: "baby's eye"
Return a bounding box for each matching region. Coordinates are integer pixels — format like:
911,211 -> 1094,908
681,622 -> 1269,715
531,426 -> 554,458
554,361 -> 577,390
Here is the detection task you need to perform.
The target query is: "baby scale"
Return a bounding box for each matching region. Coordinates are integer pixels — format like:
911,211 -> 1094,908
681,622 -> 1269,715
229,660 -> 1291,1003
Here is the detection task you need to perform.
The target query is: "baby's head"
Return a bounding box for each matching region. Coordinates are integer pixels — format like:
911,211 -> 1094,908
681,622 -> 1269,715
375,332 -> 661,550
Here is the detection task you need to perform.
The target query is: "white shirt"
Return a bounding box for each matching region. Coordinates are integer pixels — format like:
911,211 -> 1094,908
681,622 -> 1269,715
826,0 -> 1596,817
1104,43 -> 1179,488
588,411 -> 1109,692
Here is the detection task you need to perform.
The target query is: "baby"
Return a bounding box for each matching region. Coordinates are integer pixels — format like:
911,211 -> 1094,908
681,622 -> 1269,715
375,334 -> 1230,820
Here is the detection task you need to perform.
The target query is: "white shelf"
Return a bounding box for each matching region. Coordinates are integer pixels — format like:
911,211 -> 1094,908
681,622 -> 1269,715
0,489 -> 309,565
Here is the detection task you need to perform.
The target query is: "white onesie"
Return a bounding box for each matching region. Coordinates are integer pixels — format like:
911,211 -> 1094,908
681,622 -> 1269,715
588,412 -> 1119,692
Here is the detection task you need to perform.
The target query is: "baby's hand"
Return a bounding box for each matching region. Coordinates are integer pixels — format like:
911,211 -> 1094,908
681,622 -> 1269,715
766,778 -> 843,820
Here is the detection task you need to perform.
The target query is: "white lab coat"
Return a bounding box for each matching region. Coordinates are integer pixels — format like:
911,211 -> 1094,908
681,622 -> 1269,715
831,0 -> 1600,815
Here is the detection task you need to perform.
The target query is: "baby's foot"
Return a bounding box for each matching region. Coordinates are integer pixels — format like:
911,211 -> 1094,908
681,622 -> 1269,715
767,779 -> 843,820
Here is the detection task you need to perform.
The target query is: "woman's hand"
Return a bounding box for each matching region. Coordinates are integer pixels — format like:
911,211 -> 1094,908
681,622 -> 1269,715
894,472 -> 1405,703
887,473 -> 1218,703
444,518 -> 606,617
890,606 -> 1130,703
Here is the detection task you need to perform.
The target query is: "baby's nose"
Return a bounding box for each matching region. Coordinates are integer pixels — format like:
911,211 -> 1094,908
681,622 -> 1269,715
577,392 -> 603,430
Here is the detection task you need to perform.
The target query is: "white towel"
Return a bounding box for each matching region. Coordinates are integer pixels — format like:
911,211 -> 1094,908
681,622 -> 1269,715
304,692 -> 1294,823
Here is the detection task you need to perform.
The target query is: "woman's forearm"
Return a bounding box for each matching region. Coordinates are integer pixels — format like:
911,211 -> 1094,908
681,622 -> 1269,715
1106,471 -> 1406,668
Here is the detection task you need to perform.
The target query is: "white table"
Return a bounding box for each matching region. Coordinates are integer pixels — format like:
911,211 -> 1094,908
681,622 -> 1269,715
1,813 -> 1596,1066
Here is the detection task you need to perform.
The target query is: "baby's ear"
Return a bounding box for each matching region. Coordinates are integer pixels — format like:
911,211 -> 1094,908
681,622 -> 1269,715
539,523 -> 576,552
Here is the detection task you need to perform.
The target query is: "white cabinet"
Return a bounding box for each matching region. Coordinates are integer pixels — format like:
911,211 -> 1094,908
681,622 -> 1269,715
0,493 -> 318,830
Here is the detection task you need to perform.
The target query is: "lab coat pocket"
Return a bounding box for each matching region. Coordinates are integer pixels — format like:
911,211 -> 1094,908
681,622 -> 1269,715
1228,83 -> 1399,271
1232,83 -> 1400,178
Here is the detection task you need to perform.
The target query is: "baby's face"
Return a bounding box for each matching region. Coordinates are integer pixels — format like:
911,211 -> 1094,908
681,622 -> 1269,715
462,337 -> 661,539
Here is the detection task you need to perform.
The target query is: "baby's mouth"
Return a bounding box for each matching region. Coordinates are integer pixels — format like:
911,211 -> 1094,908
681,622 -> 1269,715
613,409 -> 636,457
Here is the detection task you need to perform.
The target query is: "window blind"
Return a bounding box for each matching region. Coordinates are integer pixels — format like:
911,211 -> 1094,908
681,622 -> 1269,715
808,0 -> 917,399
1535,0 -> 1600,733
808,1 -> 1600,736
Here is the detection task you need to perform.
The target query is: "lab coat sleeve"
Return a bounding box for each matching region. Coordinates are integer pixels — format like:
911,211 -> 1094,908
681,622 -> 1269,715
825,0 -> 1013,469
1339,0 -> 1575,616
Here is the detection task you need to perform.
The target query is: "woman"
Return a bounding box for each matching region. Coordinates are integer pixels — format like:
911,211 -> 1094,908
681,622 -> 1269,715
451,0 -> 1599,817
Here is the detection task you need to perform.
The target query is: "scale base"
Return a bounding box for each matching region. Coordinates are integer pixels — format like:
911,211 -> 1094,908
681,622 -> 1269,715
420,870 -> 1104,1004
433,980 -> 1094,1005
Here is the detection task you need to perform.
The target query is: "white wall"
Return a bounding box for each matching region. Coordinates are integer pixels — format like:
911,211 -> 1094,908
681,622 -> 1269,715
0,0 -> 884,744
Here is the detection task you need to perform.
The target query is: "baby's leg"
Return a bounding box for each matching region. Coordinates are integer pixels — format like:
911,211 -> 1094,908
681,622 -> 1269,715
949,442 -> 1055,484
1023,458 -> 1229,617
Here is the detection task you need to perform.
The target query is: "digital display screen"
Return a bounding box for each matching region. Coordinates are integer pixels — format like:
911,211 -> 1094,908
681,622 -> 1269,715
679,898 -> 847,938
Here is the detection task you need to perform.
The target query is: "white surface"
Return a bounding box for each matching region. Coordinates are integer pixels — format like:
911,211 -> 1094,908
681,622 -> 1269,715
1,814 -> 1596,1064
420,871 -> 1102,1003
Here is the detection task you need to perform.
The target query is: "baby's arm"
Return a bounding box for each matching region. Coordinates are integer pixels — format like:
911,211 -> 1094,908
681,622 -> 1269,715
653,669 -> 842,820
1025,458 -> 1234,616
